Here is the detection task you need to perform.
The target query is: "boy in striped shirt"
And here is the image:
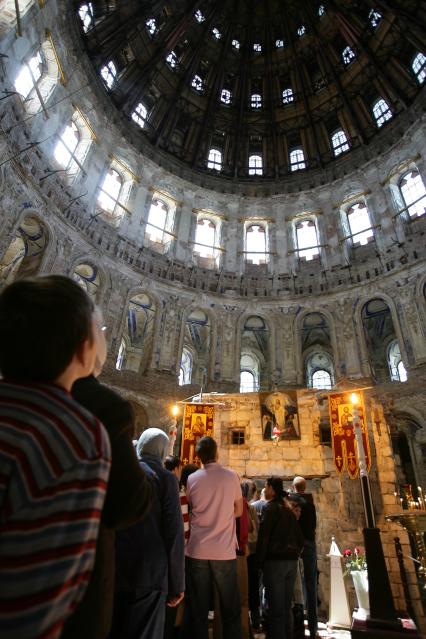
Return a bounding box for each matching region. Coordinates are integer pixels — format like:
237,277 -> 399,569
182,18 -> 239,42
0,276 -> 111,639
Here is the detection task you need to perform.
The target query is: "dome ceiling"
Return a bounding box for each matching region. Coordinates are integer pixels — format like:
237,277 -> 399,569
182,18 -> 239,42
76,0 -> 425,182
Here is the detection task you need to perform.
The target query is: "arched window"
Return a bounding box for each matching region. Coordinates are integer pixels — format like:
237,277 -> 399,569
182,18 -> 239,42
240,370 -> 256,393
207,148 -> 222,171
73,263 -> 100,299
166,51 -> 178,69
245,224 -> 267,264
220,89 -> 232,104
240,353 -> 260,392
297,25 -> 306,37
253,43 -> 262,53
194,218 -> 217,259
179,348 -> 193,385
146,18 -> 157,35
119,293 -> 156,373
97,161 -> 133,226
312,370 -> 333,390
191,74 -> 203,92
248,154 -> 263,176
212,27 -> 222,39
331,129 -> 350,156
290,148 -> 306,171
251,93 -> 262,109
194,9 -> 205,22
296,219 -> 320,260
53,110 -> 93,180
347,202 -> 374,244
318,5 -> 325,16
282,88 -> 294,104
412,52 -> 426,85
232,39 -> 240,50
388,340 -> 407,382
0,216 -> 47,284
78,3 -> 93,31
399,170 -> 426,219
145,197 -> 175,247
342,46 -> 356,65
369,9 -> 382,28
100,60 -> 116,89
275,39 -> 284,48
14,40 -> 59,113
372,98 -> 392,127
131,102 -> 148,128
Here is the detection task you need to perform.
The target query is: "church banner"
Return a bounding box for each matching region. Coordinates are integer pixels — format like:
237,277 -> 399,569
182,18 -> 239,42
328,392 -> 371,479
181,403 -> 214,466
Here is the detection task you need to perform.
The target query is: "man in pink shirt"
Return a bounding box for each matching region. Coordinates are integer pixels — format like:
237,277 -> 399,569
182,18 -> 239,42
185,436 -> 243,639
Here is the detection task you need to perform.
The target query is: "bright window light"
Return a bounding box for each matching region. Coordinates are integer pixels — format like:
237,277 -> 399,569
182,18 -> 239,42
251,93 -> 262,109
412,52 -> 426,85
342,46 -> 356,65
98,168 -> 122,214
275,39 -> 284,48
166,51 -> 178,69
212,27 -> 222,40
232,39 -> 240,50
347,202 -> 374,244
369,9 -> 382,28
221,89 -> 232,104
54,121 -> 80,171
282,88 -> 294,104
78,3 -> 93,32
207,148 -> 222,171
253,43 -> 262,52
296,219 -> 319,260
146,18 -> 157,35
146,198 -> 169,244
318,5 -> 325,17
248,154 -> 263,176
400,171 -> 426,218
240,370 -> 256,393
191,74 -> 203,91
246,224 -> 266,263
194,218 -> 216,258
373,98 -> 392,127
131,102 -> 148,128
312,370 -> 332,389
14,51 -> 43,98
331,129 -> 350,156
100,61 -> 116,89
298,25 -> 306,37
195,10 -> 205,23
290,148 -> 306,171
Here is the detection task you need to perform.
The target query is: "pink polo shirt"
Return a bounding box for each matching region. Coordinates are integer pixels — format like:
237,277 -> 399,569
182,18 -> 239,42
185,462 -> 241,560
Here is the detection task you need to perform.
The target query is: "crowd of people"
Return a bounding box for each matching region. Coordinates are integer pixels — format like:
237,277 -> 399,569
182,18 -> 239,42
0,275 -> 319,639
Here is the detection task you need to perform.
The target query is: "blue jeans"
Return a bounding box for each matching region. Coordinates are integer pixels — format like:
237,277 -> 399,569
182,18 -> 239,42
262,560 -> 297,639
302,541 -> 318,638
184,557 -> 242,639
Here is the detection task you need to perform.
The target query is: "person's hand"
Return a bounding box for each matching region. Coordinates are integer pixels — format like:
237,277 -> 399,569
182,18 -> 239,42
167,592 -> 184,607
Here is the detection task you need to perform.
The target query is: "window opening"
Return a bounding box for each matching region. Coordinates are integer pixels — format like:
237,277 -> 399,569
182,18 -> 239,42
282,88 -> 294,104
100,60 -> 116,89
166,51 -> 178,69
194,10 -> 205,23
248,154 -> 263,176
318,5 -> 325,16
312,370 -> 332,389
297,25 -> 306,37
207,148 -> 222,171
331,129 -> 350,156
342,46 -> 356,65
231,430 -> 245,445
412,52 -> 426,85
146,18 -> 157,35
240,370 -> 257,393
54,120 -> 80,173
290,148 -> 306,171
373,98 -> 392,127
179,348 -> 193,385
251,93 -> 262,109
296,219 -> 320,260
131,103 -> 148,128
399,171 -> 426,219
191,74 -> 203,92
146,198 -> 171,244
347,202 -> 374,244
388,341 -> 407,382
194,218 -> 217,258
246,224 -> 267,264
275,38 -> 284,48
220,89 -> 232,104
78,3 -> 93,32
369,9 -> 382,28
212,27 -> 222,40
232,39 -> 240,50
14,51 -> 43,98
253,43 -> 262,52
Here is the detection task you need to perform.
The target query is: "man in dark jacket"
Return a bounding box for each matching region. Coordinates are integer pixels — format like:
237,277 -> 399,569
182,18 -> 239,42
111,428 -> 185,639
62,319 -> 152,639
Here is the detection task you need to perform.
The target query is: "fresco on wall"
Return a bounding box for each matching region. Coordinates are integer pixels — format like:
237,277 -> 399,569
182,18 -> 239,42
260,391 -> 300,440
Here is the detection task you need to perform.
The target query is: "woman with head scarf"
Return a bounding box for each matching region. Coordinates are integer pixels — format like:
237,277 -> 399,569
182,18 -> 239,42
110,428 -> 185,639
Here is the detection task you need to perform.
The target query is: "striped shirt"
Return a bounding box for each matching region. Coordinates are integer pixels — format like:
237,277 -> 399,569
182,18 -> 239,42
180,488 -> 190,541
0,381 -> 111,639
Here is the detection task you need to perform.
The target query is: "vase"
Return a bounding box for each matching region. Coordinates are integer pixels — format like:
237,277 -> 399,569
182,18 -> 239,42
351,570 -> 370,615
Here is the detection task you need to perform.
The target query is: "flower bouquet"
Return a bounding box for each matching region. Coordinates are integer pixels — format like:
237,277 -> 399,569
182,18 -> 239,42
343,547 -> 369,614
343,546 -> 367,575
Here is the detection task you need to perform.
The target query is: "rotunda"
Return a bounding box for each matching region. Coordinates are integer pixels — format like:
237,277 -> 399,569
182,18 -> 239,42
0,0 -> 425,629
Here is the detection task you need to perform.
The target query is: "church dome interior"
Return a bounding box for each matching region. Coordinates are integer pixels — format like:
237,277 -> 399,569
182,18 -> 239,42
0,0 -> 426,629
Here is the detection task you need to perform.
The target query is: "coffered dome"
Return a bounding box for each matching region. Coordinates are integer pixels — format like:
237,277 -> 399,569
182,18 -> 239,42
76,0 -> 425,184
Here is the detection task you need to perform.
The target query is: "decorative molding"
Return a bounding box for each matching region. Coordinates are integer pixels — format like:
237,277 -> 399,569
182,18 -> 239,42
45,30 -> 66,86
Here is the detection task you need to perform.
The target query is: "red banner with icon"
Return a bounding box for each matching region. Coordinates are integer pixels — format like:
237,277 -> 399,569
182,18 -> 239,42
328,392 -> 371,479
181,403 -> 214,466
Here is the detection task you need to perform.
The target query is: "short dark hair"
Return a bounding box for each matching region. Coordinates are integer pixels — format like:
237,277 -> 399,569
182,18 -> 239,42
196,436 -> 217,464
180,463 -> 198,488
0,275 -> 94,382
164,455 -> 181,472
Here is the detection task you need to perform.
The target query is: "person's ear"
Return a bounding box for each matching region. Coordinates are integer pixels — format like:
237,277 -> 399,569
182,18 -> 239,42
75,336 -> 97,375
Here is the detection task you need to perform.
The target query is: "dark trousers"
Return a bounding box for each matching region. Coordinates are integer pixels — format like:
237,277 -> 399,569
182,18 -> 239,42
184,557 -> 242,639
109,590 -> 166,639
302,541 -> 318,638
247,554 -> 260,625
262,560 -> 297,639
